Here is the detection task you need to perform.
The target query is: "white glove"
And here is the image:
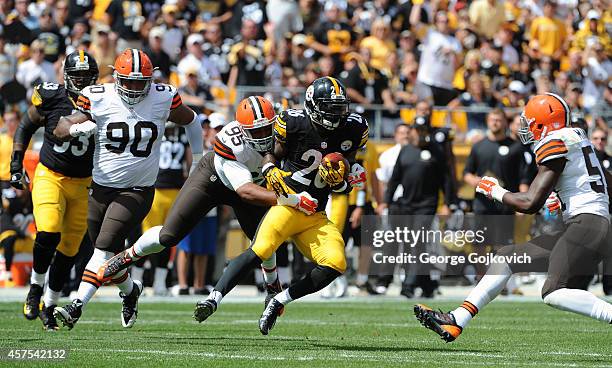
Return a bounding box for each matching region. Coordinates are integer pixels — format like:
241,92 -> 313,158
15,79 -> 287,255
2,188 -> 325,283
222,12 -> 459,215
476,176 -> 508,203
277,191 -> 318,215
545,192 -> 561,215
69,120 -> 97,137
348,163 -> 366,189
190,153 -> 203,174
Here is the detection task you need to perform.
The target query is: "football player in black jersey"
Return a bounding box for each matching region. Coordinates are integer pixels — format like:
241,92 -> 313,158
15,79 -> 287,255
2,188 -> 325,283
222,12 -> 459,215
10,50 -> 98,330
194,77 -> 368,335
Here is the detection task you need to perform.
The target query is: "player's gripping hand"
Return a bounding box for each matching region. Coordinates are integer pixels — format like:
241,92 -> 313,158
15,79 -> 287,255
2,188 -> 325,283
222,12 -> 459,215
545,192 -> 561,215
476,176 -> 508,202
348,163 -> 366,189
9,152 -> 29,190
68,120 -> 97,137
263,163 -> 293,197
318,160 -> 346,186
277,192 -> 318,215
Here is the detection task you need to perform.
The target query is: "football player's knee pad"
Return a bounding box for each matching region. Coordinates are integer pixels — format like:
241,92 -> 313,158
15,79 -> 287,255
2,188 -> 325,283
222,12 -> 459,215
34,231 -> 61,250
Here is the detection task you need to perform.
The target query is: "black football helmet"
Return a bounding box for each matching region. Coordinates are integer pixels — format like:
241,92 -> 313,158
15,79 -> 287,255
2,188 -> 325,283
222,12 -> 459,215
63,50 -> 99,98
304,76 -> 350,131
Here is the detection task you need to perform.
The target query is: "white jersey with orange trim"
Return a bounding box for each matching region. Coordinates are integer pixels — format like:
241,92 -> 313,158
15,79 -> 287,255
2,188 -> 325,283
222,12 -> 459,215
213,120 -> 265,191
77,82 -> 183,188
534,127 -> 609,221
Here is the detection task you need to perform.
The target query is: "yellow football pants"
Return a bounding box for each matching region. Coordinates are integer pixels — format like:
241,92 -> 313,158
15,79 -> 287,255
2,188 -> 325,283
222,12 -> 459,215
251,206 -> 346,273
31,163 -> 91,257
141,188 -> 180,232
328,193 -> 349,233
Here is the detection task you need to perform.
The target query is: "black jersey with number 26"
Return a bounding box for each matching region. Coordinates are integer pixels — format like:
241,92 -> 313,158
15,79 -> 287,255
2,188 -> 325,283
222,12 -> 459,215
274,109 -> 368,212
31,83 -> 94,178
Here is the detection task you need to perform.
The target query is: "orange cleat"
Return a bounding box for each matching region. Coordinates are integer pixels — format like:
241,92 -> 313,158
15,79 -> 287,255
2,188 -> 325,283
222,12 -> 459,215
414,304 -> 463,342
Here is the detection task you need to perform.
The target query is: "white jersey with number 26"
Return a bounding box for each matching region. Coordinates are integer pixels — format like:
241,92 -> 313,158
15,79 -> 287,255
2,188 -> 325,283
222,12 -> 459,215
78,82 -> 182,188
534,127 -> 609,221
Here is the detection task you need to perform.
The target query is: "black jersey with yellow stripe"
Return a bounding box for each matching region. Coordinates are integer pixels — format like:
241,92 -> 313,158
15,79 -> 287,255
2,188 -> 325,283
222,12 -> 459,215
274,109 -> 368,212
32,82 -> 94,178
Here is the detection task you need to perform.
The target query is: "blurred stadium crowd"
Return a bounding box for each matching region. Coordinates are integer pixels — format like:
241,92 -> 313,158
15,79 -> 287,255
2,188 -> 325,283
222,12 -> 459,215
0,0 -> 611,298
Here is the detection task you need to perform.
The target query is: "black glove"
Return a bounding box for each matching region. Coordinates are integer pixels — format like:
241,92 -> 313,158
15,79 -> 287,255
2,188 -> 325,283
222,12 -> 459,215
10,151 -> 28,190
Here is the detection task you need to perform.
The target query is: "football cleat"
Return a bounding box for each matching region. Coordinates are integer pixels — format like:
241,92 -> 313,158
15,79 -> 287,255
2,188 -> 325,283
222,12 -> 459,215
259,298 -> 284,335
23,284 -> 43,320
54,299 -> 83,330
414,304 -> 462,342
120,280 -> 143,328
193,299 -> 217,323
264,278 -> 284,316
40,303 -> 59,331
98,249 -> 136,283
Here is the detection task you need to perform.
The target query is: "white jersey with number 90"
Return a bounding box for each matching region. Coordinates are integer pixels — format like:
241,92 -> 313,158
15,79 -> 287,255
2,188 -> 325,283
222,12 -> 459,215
78,82 -> 178,188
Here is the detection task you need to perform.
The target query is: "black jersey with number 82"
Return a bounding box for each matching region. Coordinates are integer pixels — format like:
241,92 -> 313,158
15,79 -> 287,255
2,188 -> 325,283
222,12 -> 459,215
274,109 -> 368,211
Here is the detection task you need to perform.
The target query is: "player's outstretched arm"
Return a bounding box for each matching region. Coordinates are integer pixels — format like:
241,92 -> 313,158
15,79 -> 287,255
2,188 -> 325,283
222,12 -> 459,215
497,159 -> 564,214
10,106 -> 43,189
53,111 -> 93,142
262,139 -> 292,197
169,104 -> 204,170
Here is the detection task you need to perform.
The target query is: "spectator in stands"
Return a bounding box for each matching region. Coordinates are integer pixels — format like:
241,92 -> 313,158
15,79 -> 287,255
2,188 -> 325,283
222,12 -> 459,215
528,0 -> 567,67
410,4 -> 462,106
203,23 -> 232,83
469,0 -> 505,39
309,2 -> 356,71
566,51 -> 584,84
495,24 -> 520,70
551,71 -> 570,97
227,19 -> 266,87
178,68 -> 213,114
582,41 -> 612,110
12,0 -> 38,30
289,33 -> 313,77
67,0 -> 94,27
449,75 -> 499,133
143,27 -> 171,81
0,32 -> 16,89
591,81 -> 612,130
158,4 -> 184,63
178,33 -> 220,87
392,52 -> 419,106
65,18 -> 90,55
397,30 -> 419,61
572,10 -> 610,53
52,0 -> 70,38
16,39 -> 56,98
105,0 -> 145,52
32,7 -> 64,64
266,0 -> 303,43
592,127 -> 610,171
89,25 -> 116,81
565,83 -> 586,117
359,17 -> 395,71
227,0 -> 267,40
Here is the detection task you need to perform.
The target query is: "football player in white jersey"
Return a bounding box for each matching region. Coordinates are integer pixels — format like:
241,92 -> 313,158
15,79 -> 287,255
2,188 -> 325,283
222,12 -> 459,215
415,93 -> 612,342
50,49 -> 204,330
97,96 -> 317,314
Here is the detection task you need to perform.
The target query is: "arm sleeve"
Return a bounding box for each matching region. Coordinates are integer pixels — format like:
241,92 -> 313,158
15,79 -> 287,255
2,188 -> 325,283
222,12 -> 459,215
76,92 -> 91,115
183,110 -> 203,155
219,157 -> 254,191
170,92 -> 183,110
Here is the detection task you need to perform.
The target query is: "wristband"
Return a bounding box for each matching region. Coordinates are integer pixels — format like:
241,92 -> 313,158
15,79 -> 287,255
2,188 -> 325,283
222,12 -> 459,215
491,185 -> 509,203
356,190 -> 366,207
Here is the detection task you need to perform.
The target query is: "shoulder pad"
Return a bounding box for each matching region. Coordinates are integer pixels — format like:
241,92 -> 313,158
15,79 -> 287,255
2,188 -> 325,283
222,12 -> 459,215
214,122 -> 245,161
346,113 -> 369,148
31,82 -> 63,107
534,130 -> 571,165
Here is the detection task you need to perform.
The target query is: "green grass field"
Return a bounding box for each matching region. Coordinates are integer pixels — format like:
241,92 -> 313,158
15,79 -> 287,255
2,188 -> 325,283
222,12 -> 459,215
0,300 -> 610,367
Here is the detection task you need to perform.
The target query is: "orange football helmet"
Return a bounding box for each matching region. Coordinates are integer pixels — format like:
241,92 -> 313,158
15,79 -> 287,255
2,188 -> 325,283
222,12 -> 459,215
518,93 -> 570,144
235,96 -> 276,152
112,49 -> 155,104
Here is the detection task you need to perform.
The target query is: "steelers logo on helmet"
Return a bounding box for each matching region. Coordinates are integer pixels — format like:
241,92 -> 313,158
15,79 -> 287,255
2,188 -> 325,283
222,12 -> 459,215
518,93 -> 571,144
304,76 -> 350,132
63,49 -> 99,98
235,96 -> 276,153
112,49 -> 155,105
